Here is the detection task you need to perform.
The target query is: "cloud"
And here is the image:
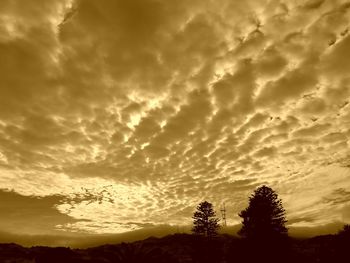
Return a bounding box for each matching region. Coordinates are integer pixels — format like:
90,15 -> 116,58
292,123 -> 331,137
299,97 -> 327,115
321,24 -> 350,79
323,188 -> 350,206
256,63 -> 318,109
0,0 -> 350,238
254,146 -> 277,158
255,46 -> 288,78
0,189 -> 79,235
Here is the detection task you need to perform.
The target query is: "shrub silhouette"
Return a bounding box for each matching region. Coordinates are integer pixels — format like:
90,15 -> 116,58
113,242 -> 177,263
191,236 -> 222,263
192,201 -> 220,237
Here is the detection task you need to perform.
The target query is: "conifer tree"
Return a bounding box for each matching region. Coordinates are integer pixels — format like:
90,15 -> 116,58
238,185 -> 287,240
192,201 -> 220,237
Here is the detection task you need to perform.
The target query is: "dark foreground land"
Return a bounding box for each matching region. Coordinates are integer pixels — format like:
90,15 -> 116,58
0,233 -> 349,263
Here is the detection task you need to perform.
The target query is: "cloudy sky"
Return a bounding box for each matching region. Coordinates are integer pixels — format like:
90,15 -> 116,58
1,0 -> 350,244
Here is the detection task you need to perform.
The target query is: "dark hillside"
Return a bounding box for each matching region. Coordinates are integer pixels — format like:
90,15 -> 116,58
0,233 -> 349,263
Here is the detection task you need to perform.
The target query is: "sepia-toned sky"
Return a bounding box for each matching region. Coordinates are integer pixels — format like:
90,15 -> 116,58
1,0 -> 350,242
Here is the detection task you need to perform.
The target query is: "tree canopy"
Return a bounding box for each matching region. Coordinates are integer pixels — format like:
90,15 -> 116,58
192,201 -> 220,237
338,224 -> 350,235
238,185 -> 287,240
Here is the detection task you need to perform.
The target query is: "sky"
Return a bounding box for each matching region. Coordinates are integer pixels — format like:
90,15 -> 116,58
0,0 -> 350,245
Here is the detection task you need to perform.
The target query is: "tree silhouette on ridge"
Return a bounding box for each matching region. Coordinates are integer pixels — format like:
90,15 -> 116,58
238,185 -> 288,240
192,201 -> 220,237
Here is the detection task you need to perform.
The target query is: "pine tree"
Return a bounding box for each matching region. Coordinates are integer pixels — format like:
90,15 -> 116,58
238,185 -> 287,240
192,201 -> 220,237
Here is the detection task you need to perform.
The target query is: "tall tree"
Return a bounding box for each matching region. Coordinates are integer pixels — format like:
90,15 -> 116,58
192,201 -> 220,237
238,185 -> 287,240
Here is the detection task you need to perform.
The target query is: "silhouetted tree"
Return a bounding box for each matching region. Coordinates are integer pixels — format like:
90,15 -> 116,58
338,224 -> 350,237
192,201 -> 220,237
238,185 -> 287,240
334,224 -> 350,262
237,185 -> 289,263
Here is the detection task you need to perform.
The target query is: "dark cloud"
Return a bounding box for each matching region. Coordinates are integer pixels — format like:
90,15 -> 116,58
0,189 -> 79,235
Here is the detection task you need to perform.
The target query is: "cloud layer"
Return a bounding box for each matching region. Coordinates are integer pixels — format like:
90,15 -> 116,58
0,0 -> 350,236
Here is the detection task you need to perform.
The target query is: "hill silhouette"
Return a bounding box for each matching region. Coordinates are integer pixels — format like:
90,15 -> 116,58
0,232 -> 349,263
